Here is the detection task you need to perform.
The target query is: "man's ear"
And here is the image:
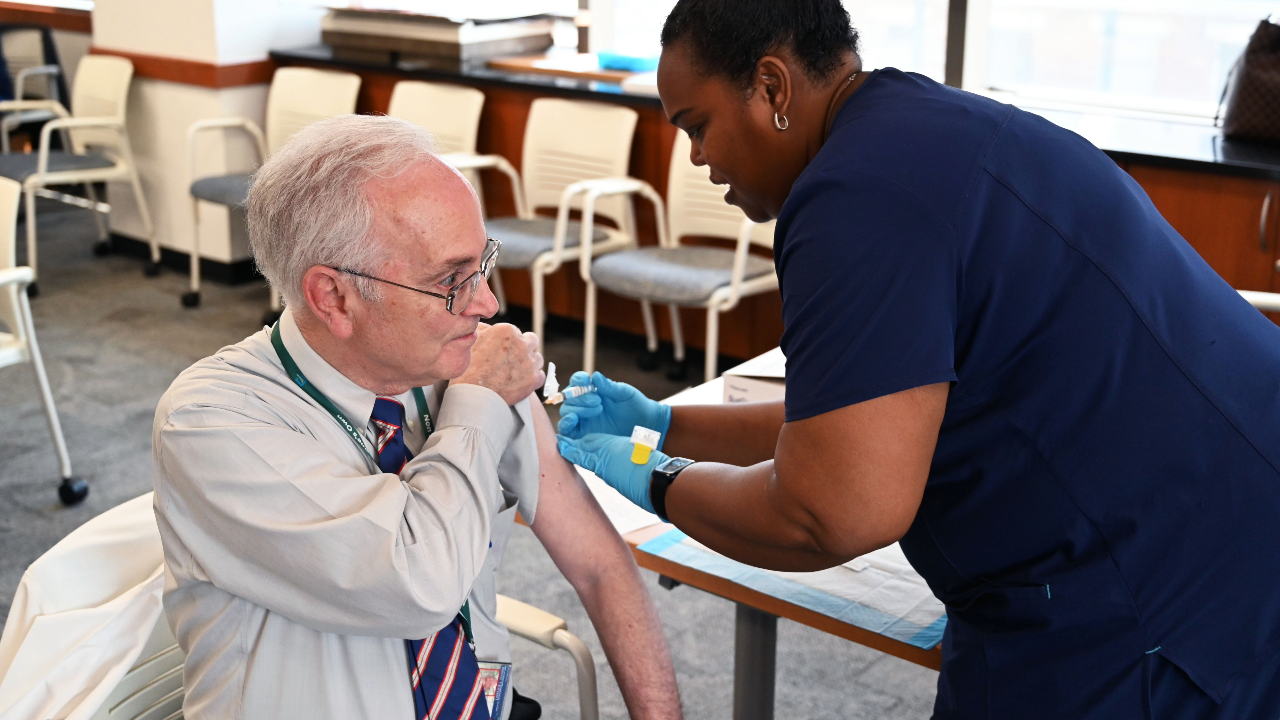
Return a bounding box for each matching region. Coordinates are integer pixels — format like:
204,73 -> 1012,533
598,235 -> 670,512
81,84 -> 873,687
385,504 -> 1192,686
754,55 -> 793,121
302,266 -> 358,340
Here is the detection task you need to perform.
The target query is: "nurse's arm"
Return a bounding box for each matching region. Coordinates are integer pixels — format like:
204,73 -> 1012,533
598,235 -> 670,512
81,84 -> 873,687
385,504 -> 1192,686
663,383 -> 948,572
662,400 -> 786,466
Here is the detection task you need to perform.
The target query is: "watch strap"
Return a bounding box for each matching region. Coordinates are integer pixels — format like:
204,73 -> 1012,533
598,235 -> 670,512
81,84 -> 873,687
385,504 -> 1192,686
650,458 -> 693,523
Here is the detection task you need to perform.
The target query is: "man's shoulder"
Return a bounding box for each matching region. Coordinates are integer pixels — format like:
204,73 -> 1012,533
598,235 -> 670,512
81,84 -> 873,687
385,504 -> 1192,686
156,327 -> 296,426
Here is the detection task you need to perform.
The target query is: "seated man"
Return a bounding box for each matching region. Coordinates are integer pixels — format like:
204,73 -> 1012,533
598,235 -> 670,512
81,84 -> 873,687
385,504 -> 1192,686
152,115 -> 681,720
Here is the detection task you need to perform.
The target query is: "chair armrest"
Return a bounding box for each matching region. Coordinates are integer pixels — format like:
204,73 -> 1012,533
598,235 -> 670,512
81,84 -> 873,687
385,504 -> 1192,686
188,117 -> 268,182
0,266 -> 34,288
0,99 -> 68,116
15,65 -> 59,100
440,152 -> 531,219
1239,290 -> 1280,312
495,594 -> 567,650
34,116 -> 124,174
569,177 -> 668,282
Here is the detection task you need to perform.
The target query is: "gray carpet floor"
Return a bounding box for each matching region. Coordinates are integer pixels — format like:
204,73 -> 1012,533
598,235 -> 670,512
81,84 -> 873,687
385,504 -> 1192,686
0,203 -> 939,719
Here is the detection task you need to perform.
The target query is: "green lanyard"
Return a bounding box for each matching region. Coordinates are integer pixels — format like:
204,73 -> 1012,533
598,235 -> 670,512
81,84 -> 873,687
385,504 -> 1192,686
270,323 -> 472,643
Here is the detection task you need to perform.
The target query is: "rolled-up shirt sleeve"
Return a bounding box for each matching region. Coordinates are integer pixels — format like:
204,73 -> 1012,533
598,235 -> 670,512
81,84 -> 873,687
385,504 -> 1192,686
155,383 -> 514,639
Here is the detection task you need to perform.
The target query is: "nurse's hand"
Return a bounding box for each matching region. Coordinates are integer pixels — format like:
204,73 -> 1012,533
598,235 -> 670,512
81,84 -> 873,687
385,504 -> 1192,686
557,433 -> 667,514
556,372 -> 672,447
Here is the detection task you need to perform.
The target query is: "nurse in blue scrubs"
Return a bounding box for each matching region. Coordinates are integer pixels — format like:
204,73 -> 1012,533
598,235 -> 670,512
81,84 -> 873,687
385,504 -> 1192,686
556,0 -> 1280,717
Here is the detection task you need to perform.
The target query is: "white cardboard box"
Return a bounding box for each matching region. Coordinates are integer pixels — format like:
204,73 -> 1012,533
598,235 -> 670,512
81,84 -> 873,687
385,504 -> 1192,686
722,347 -> 786,403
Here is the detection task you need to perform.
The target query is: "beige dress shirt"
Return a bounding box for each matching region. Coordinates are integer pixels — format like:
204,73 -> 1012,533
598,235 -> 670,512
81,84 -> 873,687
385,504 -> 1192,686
152,311 -> 538,720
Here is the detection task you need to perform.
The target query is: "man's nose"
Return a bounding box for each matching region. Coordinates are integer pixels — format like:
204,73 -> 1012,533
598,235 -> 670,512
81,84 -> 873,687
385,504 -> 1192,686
467,275 -> 500,319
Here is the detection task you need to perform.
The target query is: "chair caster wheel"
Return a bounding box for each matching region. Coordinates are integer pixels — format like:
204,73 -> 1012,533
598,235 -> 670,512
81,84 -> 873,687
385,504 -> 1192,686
92,240 -> 112,256
144,261 -> 161,277
181,291 -> 200,308
262,309 -> 281,327
25,282 -> 38,298
637,350 -> 660,371
665,360 -> 689,382
58,476 -> 89,506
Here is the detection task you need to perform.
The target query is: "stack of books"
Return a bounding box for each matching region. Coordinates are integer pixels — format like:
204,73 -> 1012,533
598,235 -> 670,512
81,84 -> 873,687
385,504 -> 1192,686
322,2 -> 558,70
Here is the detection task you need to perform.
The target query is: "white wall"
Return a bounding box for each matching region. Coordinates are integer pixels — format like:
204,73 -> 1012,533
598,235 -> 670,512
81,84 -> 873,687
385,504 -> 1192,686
90,0 -> 323,262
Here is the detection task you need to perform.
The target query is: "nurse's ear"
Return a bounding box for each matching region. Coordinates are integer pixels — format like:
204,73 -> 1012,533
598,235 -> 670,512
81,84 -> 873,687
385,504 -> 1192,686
752,54 -> 794,131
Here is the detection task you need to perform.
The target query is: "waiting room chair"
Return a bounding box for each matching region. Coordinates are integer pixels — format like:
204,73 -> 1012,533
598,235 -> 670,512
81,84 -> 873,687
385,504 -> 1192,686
496,594 -> 598,720
186,67 -> 361,311
578,132 -> 778,382
0,24 -> 69,152
483,98 -> 639,339
1239,290 -> 1280,312
0,175 -> 85,505
387,80 -> 526,310
0,54 -> 156,297
0,493 -> 167,720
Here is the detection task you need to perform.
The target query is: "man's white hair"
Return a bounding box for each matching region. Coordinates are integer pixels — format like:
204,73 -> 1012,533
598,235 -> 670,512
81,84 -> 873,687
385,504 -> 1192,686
247,114 -> 440,309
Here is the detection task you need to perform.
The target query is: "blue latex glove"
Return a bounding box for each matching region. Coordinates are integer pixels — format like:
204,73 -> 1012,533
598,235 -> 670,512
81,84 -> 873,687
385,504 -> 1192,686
557,433 -> 668,514
556,371 -> 672,449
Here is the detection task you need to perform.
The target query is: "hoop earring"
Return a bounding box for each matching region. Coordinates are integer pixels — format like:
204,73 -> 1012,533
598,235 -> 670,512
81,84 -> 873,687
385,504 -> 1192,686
774,112 -> 789,131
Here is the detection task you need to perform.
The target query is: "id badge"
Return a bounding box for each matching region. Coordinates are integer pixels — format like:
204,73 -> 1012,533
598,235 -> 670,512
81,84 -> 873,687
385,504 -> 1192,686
476,661 -> 512,719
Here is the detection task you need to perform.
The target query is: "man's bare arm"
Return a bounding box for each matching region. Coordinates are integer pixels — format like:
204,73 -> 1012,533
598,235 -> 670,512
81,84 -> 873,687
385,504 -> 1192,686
527,398 -> 683,720
662,400 -> 785,466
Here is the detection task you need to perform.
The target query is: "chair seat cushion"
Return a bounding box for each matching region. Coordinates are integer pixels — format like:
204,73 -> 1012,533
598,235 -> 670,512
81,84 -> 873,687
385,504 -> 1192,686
190,173 -> 254,207
591,246 -> 775,306
487,217 -> 608,269
0,151 -> 115,181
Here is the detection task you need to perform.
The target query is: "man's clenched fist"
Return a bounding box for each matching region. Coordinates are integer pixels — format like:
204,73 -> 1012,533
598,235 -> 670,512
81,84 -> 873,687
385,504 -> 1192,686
452,323 -> 545,405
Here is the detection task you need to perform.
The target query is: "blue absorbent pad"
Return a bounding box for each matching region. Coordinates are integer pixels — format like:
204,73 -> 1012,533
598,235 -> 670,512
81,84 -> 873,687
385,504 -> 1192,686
597,52 -> 660,73
638,529 -> 947,650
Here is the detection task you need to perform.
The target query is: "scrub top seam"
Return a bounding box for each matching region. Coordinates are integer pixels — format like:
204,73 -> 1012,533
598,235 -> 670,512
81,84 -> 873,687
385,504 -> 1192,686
978,164 -> 1280,481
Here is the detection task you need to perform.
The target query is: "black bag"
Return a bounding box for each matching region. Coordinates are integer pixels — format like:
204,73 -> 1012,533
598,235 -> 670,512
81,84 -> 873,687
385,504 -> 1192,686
1219,18 -> 1280,144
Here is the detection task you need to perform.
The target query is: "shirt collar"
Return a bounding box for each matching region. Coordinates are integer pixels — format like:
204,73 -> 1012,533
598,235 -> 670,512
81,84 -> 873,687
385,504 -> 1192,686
279,309 -> 378,430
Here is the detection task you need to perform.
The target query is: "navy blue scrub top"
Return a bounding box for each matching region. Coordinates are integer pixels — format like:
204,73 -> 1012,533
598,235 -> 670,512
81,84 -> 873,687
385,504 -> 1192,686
776,69 -> 1280,718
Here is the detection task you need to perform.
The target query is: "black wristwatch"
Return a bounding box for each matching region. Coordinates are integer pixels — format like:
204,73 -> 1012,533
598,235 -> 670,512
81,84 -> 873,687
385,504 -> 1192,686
650,457 -> 695,522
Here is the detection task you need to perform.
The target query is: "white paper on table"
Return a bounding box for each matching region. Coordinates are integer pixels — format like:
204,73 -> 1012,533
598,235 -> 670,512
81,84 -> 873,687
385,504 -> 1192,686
578,468 -> 662,536
677,535 -> 943,631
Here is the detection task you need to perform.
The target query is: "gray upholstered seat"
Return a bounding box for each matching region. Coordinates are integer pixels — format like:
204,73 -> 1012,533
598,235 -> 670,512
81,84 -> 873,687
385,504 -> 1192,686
591,246 -> 775,306
0,151 -> 115,181
486,216 -> 608,268
190,173 -> 253,207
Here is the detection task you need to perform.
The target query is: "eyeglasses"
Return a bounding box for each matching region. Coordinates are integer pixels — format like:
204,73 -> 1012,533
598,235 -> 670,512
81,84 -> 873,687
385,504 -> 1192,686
330,238 -> 500,315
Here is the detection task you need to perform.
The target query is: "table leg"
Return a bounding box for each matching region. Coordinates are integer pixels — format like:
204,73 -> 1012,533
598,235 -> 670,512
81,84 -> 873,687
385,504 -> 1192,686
733,603 -> 777,720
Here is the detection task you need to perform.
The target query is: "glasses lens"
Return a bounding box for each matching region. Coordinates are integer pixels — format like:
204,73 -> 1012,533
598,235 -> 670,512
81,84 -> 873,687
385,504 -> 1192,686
449,271 -> 481,315
482,239 -> 499,279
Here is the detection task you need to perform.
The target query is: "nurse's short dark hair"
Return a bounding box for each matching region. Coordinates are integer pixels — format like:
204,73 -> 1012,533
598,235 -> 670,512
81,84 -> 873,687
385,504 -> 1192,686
661,0 -> 859,88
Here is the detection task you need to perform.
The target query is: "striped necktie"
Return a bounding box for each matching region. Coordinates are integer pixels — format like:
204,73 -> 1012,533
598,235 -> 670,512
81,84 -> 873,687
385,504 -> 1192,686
372,397 -> 491,720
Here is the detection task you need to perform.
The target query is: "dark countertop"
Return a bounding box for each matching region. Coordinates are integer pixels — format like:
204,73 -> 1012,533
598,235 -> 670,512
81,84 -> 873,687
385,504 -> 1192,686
272,45 -> 1280,183
271,45 -> 662,110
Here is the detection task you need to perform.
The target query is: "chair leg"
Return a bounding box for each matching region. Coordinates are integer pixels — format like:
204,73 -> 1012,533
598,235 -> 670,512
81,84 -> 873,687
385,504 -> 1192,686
182,198 -> 201,308
704,307 -> 721,383
261,287 -> 282,327
490,268 -> 507,316
24,184 -> 38,281
637,300 -> 659,371
84,183 -> 108,241
531,268 -> 546,343
128,168 -> 161,276
583,281 -> 597,375
552,629 -> 599,720
666,305 -> 688,381
19,289 -> 86,505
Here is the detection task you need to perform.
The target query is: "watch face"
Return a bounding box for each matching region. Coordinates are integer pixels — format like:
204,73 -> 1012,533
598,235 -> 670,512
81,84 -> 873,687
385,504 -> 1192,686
660,457 -> 695,474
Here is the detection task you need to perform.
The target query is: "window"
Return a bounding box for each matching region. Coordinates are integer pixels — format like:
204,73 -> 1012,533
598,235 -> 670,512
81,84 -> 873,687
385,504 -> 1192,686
981,1 -> 1280,118
602,0 -> 950,77
843,0 -> 950,83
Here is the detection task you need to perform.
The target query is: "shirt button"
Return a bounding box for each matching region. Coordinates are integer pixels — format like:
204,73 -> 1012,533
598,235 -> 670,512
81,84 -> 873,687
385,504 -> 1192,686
407,418 -> 415,431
